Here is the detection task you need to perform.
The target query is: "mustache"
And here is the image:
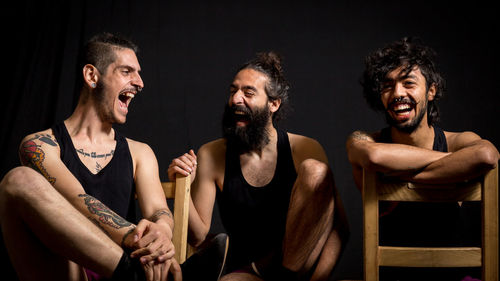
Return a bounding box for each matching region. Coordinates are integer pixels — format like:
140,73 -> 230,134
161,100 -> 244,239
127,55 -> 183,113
388,97 -> 416,108
230,105 -> 252,116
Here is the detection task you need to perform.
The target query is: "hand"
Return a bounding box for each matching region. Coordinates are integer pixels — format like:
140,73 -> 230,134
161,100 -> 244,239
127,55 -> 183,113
129,219 -> 175,263
142,259 -> 169,281
168,149 -> 197,183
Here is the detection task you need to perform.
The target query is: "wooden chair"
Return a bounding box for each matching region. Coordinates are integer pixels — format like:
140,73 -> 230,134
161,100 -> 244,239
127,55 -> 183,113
161,175 -> 195,264
362,166 -> 498,281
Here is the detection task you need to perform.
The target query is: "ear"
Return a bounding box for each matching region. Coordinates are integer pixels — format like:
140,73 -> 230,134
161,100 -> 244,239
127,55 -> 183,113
268,98 -> 281,113
83,64 -> 99,89
427,83 -> 437,101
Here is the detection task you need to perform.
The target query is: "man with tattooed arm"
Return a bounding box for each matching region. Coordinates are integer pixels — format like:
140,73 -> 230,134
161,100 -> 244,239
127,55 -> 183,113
0,33 -> 225,281
346,37 -> 499,280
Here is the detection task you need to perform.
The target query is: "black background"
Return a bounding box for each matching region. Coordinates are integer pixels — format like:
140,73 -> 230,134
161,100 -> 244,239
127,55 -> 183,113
2,1 -> 499,279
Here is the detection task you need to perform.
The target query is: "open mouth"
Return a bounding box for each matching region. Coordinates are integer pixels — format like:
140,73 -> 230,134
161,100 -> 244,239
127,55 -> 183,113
232,109 -> 251,126
118,91 -> 136,110
388,99 -> 416,121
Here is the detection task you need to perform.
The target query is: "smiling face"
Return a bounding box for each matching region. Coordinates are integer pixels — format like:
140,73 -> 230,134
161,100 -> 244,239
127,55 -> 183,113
380,66 -> 436,133
94,48 -> 144,124
222,68 -> 280,152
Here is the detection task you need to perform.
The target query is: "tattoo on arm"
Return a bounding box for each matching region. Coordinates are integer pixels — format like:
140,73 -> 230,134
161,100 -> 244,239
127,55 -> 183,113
121,226 -> 136,248
349,131 -> 373,141
149,209 -> 172,222
89,217 -> 111,238
78,194 -> 132,229
19,135 -> 57,184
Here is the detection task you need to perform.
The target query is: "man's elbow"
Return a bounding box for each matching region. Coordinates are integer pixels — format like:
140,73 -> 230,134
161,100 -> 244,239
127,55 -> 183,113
476,140 -> 500,170
189,228 -> 209,248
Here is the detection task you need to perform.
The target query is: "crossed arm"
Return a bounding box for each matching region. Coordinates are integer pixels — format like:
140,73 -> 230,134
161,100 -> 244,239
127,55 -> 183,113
19,132 -> 175,264
346,130 -> 499,189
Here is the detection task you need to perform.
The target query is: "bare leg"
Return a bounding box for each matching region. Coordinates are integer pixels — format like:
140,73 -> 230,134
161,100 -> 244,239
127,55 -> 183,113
282,159 -> 348,279
0,167 -> 124,280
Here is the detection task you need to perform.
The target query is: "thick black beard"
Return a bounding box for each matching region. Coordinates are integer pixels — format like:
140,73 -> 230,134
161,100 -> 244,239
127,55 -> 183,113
385,100 -> 427,134
222,103 -> 271,153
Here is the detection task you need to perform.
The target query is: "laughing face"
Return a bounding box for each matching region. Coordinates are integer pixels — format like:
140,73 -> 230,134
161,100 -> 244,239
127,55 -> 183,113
95,48 -> 144,124
222,68 -> 279,152
380,66 -> 436,133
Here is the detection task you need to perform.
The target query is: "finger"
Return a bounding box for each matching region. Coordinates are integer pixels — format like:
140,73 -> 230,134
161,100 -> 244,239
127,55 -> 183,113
189,149 -> 197,165
154,261 -> 161,281
134,219 -> 150,242
161,260 -> 170,281
172,158 -> 194,173
178,155 -> 196,169
135,228 -> 161,249
169,259 -> 182,281
142,261 -> 154,281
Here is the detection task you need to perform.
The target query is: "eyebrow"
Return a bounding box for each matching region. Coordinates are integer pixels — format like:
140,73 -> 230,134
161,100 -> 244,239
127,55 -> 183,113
230,84 -> 258,92
116,65 -> 141,72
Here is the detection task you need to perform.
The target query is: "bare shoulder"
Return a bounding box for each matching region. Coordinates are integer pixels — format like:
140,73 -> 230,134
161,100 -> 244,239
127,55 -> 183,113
346,130 -> 380,143
443,130 -> 482,152
287,132 -> 328,164
198,138 -> 226,167
125,138 -> 157,165
19,128 -> 60,159
21,128 -> 58,146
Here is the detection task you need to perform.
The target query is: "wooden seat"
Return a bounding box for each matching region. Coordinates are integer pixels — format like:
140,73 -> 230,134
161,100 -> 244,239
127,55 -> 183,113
161,175 -> 194,264
362,166 -> 498,281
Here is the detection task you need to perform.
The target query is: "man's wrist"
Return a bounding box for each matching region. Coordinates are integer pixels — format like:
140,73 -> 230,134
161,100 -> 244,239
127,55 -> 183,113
121,225 -> 137,249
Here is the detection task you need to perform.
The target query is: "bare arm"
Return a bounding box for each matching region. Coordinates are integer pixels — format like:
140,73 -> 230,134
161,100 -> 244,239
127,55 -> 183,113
18,131 -> 136,246
167,141 -> 223,247
407,132 -> 499,183
130,140 -> 175,262
288,133 -> 329,166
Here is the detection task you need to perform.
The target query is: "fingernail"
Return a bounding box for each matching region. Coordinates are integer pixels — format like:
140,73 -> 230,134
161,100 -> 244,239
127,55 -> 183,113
141,257 -> 146,264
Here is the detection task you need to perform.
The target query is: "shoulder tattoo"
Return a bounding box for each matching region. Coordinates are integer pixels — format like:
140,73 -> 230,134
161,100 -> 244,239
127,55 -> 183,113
349,131 -> 372,141
19,134 -> 58,184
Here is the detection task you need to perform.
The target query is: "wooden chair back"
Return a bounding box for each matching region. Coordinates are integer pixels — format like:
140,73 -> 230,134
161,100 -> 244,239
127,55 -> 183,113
362,166 -> 498,281
161,175 -> 192,264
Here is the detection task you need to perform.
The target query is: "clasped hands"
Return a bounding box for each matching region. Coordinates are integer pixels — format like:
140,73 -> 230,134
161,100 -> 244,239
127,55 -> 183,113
122,219 -> 181,281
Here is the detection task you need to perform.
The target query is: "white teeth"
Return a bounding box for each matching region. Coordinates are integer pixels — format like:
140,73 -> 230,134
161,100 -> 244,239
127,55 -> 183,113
125,92 -> 135,98
394,104 -> 410,111
235,111 -> 245,115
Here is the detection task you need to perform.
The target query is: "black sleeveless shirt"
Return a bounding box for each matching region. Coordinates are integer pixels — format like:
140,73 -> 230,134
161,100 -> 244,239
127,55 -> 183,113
51,122 -> 136,222
216,129 -> 297,271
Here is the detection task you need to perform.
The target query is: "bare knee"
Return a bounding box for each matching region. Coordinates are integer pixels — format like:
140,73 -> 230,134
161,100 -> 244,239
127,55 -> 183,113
296,159 -> 333,196
0,166 -> 49,206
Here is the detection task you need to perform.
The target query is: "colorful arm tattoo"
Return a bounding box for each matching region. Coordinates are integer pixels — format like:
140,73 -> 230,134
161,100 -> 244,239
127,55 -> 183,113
19,134 -> 57,184
78,194 -> 132,229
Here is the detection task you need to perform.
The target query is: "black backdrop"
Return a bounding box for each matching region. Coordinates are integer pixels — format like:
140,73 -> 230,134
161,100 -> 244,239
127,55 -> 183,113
2,1 -> 499,279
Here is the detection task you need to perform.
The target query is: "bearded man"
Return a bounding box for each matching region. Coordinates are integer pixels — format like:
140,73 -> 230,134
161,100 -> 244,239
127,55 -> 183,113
346,37 -> 499,280
168,52 -> 349,281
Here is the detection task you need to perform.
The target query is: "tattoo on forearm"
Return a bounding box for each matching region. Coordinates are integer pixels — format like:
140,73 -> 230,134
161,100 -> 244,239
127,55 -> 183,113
121,226 -> 136,248
149,209 -> 172,222
19,135 -> 57,184
78,194 -> 132,229
89,217 -> 111,237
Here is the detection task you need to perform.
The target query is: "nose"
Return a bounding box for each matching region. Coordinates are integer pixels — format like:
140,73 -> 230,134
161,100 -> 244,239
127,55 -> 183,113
132,73 -> 144,91
229,89 -> 244,106
392,82 -> 407,98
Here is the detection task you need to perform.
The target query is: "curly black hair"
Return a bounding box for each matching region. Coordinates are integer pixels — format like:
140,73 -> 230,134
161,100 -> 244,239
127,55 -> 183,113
237,51 -> 291,123
361,37 -> 445,126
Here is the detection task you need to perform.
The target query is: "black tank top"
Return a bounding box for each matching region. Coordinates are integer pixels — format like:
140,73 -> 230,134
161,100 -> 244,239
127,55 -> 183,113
217,129 -> 297,271
378,126 -> 466,247
51,122 -> 136,222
